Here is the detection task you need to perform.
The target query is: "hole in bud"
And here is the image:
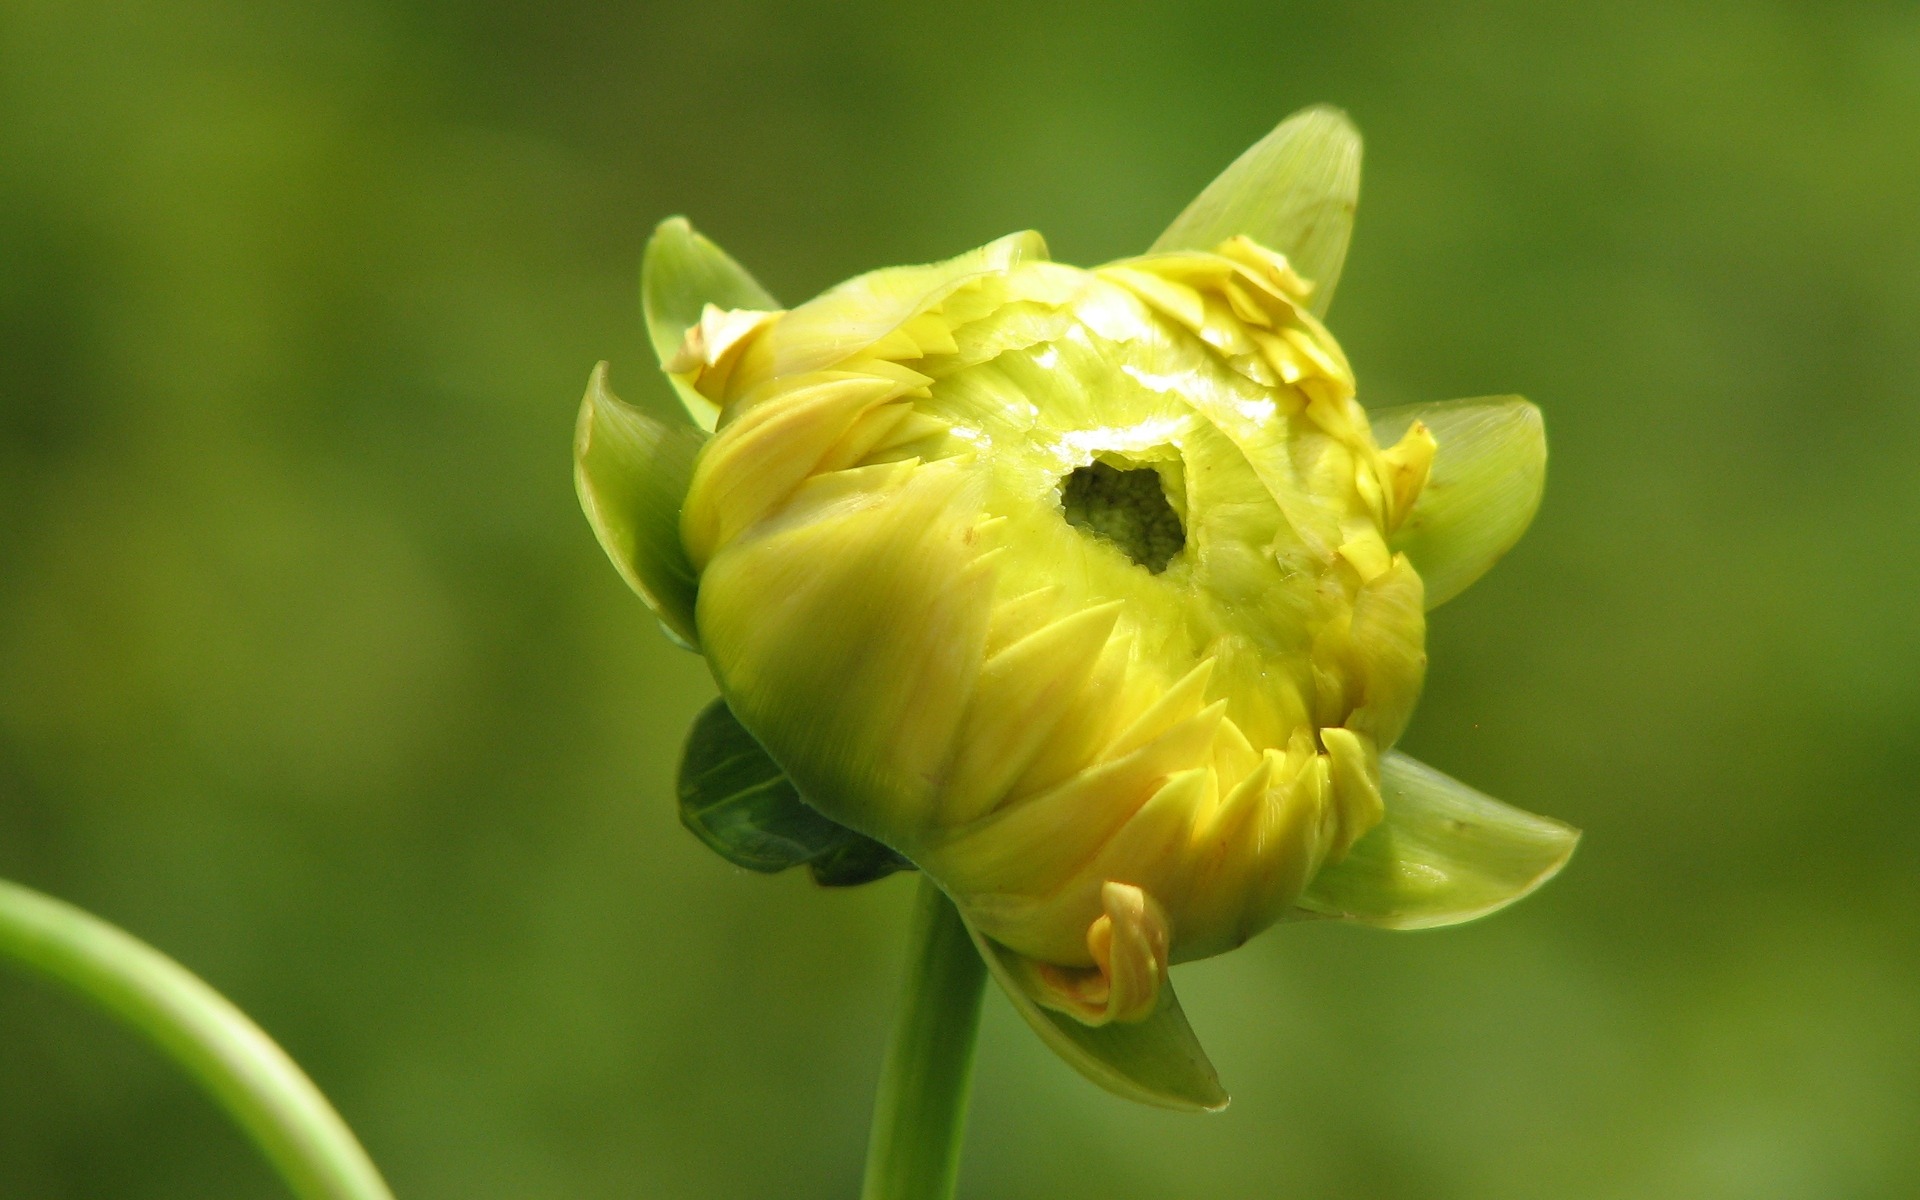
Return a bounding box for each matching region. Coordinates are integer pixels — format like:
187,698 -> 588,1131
1059,459 -> 1186,573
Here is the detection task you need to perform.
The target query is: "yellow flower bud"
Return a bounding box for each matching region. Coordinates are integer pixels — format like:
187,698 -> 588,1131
577,106 -> 1577,1110
680,225 -> 1443,1014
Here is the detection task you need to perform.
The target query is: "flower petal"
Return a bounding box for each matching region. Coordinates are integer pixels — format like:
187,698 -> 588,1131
698,459 -> 996,848
962,916 -> 1228,1112
1296,751 -> 1578,929
642,217 -> 781,429
759,231 -> 1050,379
1149,105 -> 1361,317
573,363 -> 705,648
1368,397 -> 1546,608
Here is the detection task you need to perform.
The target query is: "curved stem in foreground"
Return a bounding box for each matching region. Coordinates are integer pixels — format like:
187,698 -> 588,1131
0,877 -> 395,1200
861,876 -> 988,1200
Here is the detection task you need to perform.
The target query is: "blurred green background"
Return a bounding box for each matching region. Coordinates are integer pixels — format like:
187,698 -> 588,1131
4,1 -> 1918,1196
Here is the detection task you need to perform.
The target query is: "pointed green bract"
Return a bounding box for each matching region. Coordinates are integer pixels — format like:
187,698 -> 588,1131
677,699 -> 910,886
643,217 -> 781,429
1297,751 -> 1578,929
1149,105 -> 1360,317
963,918 -> 1228,1112
574,363 -> 706,648
1370,396 -> 1547,609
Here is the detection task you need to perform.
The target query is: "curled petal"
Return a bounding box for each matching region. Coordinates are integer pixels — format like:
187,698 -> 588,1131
1297,751 -> 1579,929
1150,105 -> 1361,317
962,912 -> 1228,1112
572,363 -> 704,647
1369,397 -> 1547,608
1028,881 -> 1171,1026
642,217 -> 781,429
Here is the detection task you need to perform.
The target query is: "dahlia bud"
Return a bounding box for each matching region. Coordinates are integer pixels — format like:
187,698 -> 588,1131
576,106 -> 1576,1110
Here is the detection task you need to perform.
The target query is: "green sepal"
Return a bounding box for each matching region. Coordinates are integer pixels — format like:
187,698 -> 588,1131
962,918 -> 1228,1112
573,363 -> 705,648
1296,751 -> 1578,929
642,217 -> 781,430
1370,396 -> 1547,609
1150,105 -> 1361,317
676,698 -> 912,888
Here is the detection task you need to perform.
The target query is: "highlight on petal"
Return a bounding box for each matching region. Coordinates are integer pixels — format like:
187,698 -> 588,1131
962,913 -> 1228,1112
1368,396 -> 1546,609
573,363 -> 706,648
642,217 -> 781,429
1149,105 -> 1361,317
1296,751 -> 1578,929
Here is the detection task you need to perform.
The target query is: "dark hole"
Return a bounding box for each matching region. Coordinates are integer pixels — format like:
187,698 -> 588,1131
1059,461 -> 1185,573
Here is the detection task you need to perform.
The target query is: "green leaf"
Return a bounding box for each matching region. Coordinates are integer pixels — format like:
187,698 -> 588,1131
573,363 -> 705,648
1297,751 -> 1579,929
643,217 -> 780,430
809,835 -> 915,888
961,919 -> 1227,1112
677,699 -> 911,887
1370,396 -> 1547,609
1149,104 -> 1361,317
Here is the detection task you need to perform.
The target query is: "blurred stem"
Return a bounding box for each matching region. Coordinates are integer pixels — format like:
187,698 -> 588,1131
0,877 -> 395,1200
861,877 -> 987,1200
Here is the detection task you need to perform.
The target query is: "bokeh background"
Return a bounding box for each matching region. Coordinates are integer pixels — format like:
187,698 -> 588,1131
4,1 -> 1919,1196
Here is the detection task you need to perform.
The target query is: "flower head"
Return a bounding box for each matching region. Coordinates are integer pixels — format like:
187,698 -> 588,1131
578,106 -> 1577,1109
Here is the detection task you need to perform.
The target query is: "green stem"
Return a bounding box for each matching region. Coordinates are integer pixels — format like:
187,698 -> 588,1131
861,876 -> 988,1200
0,877 -> 395,1200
